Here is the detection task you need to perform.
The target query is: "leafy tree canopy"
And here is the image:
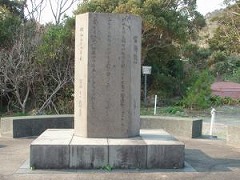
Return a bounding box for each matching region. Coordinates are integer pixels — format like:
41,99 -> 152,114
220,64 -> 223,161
75,0 -> 205,98
0,0 -> 25,19
209,1 -> 240,54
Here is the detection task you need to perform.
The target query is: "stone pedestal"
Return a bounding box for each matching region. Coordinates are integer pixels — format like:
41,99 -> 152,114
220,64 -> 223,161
30,129 -> 185,169
74,13 -> 142,138
30,13 -> 185,170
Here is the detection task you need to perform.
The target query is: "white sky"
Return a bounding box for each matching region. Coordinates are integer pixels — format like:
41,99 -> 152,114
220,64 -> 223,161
196,0 -> 225,15
37,0 -> 225,24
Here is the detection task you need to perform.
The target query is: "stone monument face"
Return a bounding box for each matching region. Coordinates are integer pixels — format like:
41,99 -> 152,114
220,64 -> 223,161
74,12 -> 142,138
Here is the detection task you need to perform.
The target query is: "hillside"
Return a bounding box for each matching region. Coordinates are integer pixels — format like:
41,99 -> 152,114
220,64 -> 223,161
197,9 -> 224,48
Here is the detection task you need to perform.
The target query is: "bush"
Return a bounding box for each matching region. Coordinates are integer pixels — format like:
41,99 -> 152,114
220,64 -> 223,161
182,70 -> 214,109
210,95 -> 239,106
163,106 -> 184,114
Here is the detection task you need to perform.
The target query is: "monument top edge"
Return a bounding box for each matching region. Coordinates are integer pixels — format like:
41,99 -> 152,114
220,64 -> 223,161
76,12 -> 142,20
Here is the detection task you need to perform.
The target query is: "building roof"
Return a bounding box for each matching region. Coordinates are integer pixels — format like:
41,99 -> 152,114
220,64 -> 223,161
211,81 -> 240,92
211,81 -> 240,99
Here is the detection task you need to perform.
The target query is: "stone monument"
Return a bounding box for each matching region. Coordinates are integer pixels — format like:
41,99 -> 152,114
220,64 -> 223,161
30,12 -> 185,170
74,13 -> 141,138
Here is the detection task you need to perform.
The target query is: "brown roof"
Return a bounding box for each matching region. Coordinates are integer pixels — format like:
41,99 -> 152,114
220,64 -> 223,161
211,81 -> 240,91
211,81 -> 240,99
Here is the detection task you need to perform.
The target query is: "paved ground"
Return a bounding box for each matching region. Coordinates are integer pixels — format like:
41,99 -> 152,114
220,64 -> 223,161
1,105 -> 240,179
1,128 -> 240,180
190,105 -> 240,140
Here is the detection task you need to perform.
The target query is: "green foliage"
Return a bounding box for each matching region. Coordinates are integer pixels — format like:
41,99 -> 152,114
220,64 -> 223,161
0,0 -> 210,114
37,24 -> 72,63
209,96 -> 222,106
163,106 -> 184,114
208,1 -> 240,79
0,0 -> 25,18
182,71 -> 214,109
102,164 -> 112,171
0,21 -> 42,113
33,18 -> 75,114
0,9 -> 21,49
75,0 -> 204,99
210,95 -> 239,106
13,111 -> 27,116
209,2 -> 240,54
191,11 -> 206,29
182,43 -> 211,70
209,53 -> 240,77
225,67 -> 240,83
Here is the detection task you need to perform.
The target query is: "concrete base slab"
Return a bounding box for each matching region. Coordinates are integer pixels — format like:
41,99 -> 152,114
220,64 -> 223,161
141,116 -> 202,138
70,136 -> 108,169
108,136 -> 147,169
141,129 -> 185,168
30,129 -> 73,169
30,129 -> 185,169
0,115 -> 74,138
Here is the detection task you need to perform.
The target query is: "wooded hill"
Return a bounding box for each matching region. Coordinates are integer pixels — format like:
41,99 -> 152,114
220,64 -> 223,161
0,0 -> 239,115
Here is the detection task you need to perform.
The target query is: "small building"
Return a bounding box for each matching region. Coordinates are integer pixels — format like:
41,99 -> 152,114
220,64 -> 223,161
211,81 -> 240,99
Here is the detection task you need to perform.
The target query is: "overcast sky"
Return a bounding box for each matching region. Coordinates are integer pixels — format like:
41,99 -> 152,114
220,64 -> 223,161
38,0 -> 225,24
197,0 -> 225,15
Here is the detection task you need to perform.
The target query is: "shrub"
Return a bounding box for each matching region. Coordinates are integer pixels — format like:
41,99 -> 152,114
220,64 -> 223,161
182,70 -> 214,109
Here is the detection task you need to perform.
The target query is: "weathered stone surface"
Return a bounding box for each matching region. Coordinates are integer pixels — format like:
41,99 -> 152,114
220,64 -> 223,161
108,137 -> 147,169
0,115 -> 73,138
70,136 -> 108,169
1,115 -> 201,138
74,13 -> 142,138
141,129 -> 185,169
141,116 -> 202,138
30,129 -> 73,169
30,129 -> 185,169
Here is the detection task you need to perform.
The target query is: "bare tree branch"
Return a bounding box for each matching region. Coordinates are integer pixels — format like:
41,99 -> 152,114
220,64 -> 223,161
25,0 -> 47,22
48,0 -> 79,24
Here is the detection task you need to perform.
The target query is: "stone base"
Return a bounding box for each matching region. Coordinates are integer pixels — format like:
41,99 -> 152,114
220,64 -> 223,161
1,115 -> 73,138
141,116 -> 202,138
30,129 -> 184,169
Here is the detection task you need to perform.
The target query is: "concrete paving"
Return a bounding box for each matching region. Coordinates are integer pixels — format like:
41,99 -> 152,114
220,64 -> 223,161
1,133 -> 240,180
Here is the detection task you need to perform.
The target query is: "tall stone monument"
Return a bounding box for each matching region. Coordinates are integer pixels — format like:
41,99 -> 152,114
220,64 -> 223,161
30,12 -> 184,170
74,13 -> 141,138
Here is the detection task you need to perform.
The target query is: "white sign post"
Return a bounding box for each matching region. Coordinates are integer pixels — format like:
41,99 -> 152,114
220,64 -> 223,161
154,95 -> 157,115
142,66 -> 152,106
210,107 -> 216,137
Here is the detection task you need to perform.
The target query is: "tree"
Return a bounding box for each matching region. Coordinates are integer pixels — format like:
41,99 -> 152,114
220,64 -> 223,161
207,1 -> 240,80
209,1 -> 240,54
75,0 -> 205,99
0,1 -> 23,49
34,18 -> 75,114
49,0 -> 79,24
24,0 -> 47,22
0,0 -> 25,19
182,70 -> 214,109
0,22 -> 43,113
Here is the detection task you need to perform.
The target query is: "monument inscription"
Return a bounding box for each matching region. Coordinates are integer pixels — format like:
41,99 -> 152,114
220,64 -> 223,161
74,13 -> 142,138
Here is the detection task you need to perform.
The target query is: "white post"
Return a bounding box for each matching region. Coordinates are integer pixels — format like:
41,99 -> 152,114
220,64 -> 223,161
210,107 -> 216,136
154,95 -> 157,115
144,74 -> 147,106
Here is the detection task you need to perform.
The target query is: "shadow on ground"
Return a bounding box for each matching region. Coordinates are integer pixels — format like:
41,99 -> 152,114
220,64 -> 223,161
185,148 -> 240,172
